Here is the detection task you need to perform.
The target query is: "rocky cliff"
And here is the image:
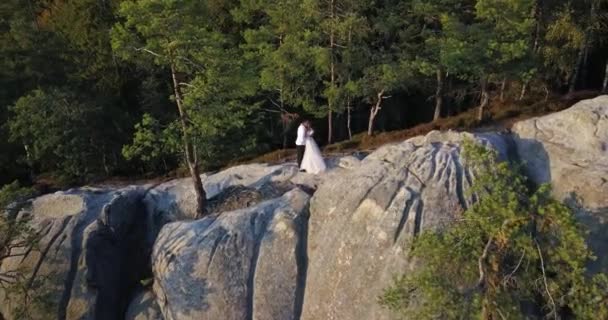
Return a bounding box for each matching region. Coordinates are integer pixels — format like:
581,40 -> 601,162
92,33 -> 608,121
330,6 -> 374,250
1,96 -> 606,320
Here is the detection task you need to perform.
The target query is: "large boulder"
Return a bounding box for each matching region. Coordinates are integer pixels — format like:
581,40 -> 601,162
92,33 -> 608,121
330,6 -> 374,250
0,189 -> 110,320
0,187 -> 153,320
125,289 -> 163,320
0,163 -> 310,320
151,189 -> 310,320
143,164 -> 301,222
66,187 -> 152,320
513,96 -> 608,272
300,130 -> 509,320
513,95 -> 608,211
2,96 -> 606,320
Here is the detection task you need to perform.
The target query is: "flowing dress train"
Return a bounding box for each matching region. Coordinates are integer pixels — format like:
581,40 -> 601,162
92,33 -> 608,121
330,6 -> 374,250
300,138 -> 326,174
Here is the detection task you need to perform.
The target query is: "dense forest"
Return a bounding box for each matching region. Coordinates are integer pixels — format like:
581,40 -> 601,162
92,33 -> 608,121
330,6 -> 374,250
1,0 -> 607,192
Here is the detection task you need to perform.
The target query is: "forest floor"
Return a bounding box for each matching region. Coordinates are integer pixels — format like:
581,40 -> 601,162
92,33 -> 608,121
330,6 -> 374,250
232,91 -> 599,167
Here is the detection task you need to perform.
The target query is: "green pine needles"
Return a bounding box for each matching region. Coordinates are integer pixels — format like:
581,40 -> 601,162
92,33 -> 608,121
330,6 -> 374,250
381,139 -> 608,319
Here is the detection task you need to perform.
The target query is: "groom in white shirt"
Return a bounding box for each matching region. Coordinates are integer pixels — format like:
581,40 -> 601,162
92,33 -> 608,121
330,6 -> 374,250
295,120 -> 309,169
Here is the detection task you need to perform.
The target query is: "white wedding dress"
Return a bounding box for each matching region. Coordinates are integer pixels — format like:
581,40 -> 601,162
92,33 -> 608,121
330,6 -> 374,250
300,137 -> 326,174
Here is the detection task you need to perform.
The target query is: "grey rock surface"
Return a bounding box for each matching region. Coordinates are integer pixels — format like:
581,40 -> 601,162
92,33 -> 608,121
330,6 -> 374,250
1,96 -> 607,320
66,187 -> 152,320
0,189 -> 110,320
513,95 -> 608,210
125,289 -> 163,320
0,163 -> 311,320
300,130 -> 507,320
151,189 -> 310,320
513,96 -> 608,273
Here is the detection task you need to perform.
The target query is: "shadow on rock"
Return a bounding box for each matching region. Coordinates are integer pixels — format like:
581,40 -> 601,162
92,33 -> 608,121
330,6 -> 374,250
84,191 -> 153,320
565,193 -> 608,274
512,137 -> 552,187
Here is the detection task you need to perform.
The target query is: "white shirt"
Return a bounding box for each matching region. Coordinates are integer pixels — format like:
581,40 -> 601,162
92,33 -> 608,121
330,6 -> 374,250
296,124 -> 307,146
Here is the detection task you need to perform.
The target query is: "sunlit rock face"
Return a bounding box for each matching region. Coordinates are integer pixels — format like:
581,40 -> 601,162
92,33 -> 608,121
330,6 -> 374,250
1,96 -> 606,320
513,95 -> 608,272
300,130 -> 513,320
151,189 -> 310,320
513,95 -> 608,211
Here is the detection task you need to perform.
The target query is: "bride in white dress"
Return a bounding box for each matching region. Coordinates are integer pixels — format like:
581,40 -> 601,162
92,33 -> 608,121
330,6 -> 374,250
300,127 -> 326,174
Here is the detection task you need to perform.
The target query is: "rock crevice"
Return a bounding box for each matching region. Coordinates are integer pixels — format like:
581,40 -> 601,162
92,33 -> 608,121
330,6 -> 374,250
1,96 -> 607,320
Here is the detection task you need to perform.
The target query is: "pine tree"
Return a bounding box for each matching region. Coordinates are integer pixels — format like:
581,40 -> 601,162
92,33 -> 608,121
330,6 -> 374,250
235,0 -> 322,147
113,0 -> 259,217
362,0 -> 419,136
382,140 -> 608,319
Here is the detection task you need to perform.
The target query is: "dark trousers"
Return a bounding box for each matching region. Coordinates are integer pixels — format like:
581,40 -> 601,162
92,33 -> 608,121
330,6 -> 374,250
296,145 -> 305,168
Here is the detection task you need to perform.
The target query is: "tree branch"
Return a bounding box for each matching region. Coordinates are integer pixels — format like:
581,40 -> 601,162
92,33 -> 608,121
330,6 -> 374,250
503,250 -> 526,286
536,240 -> 557,320
134,47 -> 163,57
178,82 -> 195,88
476,235 -> 494,288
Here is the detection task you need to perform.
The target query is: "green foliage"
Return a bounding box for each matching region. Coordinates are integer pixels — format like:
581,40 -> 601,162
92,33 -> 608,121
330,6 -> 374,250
0,181 -> 34,210
122,114 -> 180,171
381,140 -> 608,319
1,0 -> 608,184
543,7 -> 586,85
113,0 -> 261,171
0,181 -> 54,320
8,88 -> 114,182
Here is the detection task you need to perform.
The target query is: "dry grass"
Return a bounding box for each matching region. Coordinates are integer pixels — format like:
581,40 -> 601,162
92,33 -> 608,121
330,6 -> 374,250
82,91 -> 597,188
236,91 -> 598,166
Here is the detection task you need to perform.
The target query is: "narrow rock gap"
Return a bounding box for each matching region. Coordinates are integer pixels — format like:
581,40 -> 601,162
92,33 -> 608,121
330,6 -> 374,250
452,156 -> 469,210
205,230 -> 227,270
294,202 -> 310,320
57,215 -> 87,320
26,215 -> 72,289
394,191 -> 415,244
246,212 -> 272,320
413,199 -> 425,237
502,133 -> 521,164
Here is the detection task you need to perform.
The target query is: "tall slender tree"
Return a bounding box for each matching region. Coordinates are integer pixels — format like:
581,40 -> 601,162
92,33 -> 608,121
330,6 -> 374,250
306,0 -> 369,143
362,0 -> 419,136
235,0 -> 321,147
112,0 -> 249,218
411,0 -> 475,121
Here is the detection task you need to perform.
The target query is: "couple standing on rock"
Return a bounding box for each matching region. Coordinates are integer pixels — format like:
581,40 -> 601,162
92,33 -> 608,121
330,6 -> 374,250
295,120 -> 327,174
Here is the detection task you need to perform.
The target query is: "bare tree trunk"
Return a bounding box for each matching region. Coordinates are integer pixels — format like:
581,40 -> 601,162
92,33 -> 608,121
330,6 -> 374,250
346,95 -> 352,140
519,81 -> 527,101
447,74 -> 457,115
500,77 -> 507,102
603,60 -> 608,93
102,152 -> 110,176
170,63 -> 206,218
433,68 -> 444,121
533,0 -> 543,53
282,118 -> 287,149
328,106 -> 333,145
279,35 -> 288,150
581,1 -> 596,90
367,89 -> 385,136
346,27 -> 353,141
481,299 -> 489,320
327,0 -> 336,145
581,43 -> 589,89
478,77 -> 489,122
569,47 -> 585,94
